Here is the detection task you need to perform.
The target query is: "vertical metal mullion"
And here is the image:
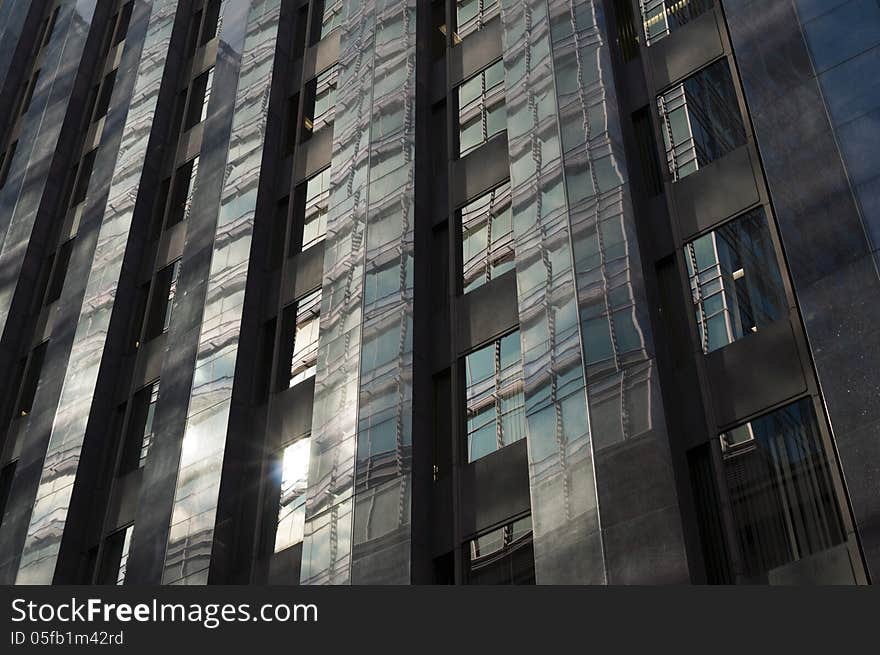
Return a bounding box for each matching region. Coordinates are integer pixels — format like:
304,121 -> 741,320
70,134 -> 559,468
444,0 -> 466,586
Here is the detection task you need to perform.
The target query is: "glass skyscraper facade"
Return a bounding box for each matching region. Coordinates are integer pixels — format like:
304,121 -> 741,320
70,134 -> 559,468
0,0 -> 875,585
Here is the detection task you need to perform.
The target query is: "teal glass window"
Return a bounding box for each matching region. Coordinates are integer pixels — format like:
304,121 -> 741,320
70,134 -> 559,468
465,331 -> 526,462
456,0 -> 500,40
458,60 -> 505,157
461,182 -> 514,293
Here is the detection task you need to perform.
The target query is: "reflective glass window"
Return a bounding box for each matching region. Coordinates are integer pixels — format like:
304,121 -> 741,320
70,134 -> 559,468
166,156 -> 200,227
458,60 -> 506,157
112,1 -> 134,47
465,331 -> 526,462
185,67 -> 214,130
162,260 -> 181,333
98,525 -> 133,585
640,0 -> 713,45
16,342 -> 47,418
461,182 -> 514,293
456,0 -> 500,40
144,260 -> 181,340
93,69 -> 117,122
657,59 -> 745,180
118,380 -> 159,476
303,65 -> 338,140
290,289 -> 321,387
119,381 -> 159,475
274,437 -> 310,552
699,399 -> 850,583
140,382 -> 159,467
315,0 -> 341,43
45,239 -> 74,306
467,515 -> 535,584
71,149 -> 98,207
302,168 -> 330,251
200,0 -> 222,46
39,7 -> 59,51
684,208 -> 786,353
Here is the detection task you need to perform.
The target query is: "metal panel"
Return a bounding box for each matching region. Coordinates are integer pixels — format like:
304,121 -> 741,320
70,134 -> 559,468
450,133 -> 509,209
456,270 -> 519,353
649,10 -> 723,90
705,318 -> 807,428
460,438 -> 531,538
672,145 -> 760,240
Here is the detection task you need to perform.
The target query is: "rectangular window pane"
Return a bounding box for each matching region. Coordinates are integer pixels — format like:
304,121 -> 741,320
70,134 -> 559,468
461,182 -> 514,293
290,289 -> 321,387
640,0 -> 714,46
456,0 -> 500,40
458,60 -> 506,157
98,525 -> 133,585
303,65 -> 338,140
467,515 -> 535,584
201,0 -> 222,45
166,157 -> 199,227
140,383 -> 159,467
185,67 -> 214,130
144,260 -> 181,340
315,0 -> 341,43
45,239 -> 74,305
17,342 -> 47,417
163,260 -> 181,333
465,331 -> 526,462
119,381 -> 160,475
684,208 -> 786,353
93,69 -> 117,121
112,1 -> 134,46
301,168 -> 330,251
274,437 -> 311,552
695,399 -> 851,584
71,149 -> 98,206
657,59 -> 745,180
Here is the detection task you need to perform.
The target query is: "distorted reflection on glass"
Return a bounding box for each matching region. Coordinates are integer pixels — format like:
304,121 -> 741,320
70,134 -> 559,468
468,515 -> 534,584
458,59 -> 505,157
303,65 -> 338,141
461,182 -> 514,293
456,0 -> 500,40
684,208 -> 786,353
657,59 -> 745,180
274,437 -> 311,552
717,399 -> 849,583
290,289 -> 321,387
301,168 -> 330,251
465,331 -> 526,462
640,0 -> 714,45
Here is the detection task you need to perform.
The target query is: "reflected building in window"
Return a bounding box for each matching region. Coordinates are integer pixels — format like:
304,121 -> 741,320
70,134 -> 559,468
0,0 -> 875,588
